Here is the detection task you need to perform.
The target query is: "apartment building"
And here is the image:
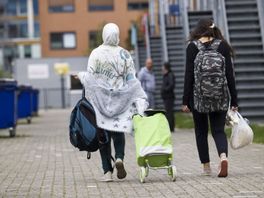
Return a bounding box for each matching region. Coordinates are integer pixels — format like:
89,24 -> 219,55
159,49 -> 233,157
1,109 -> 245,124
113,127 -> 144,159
39,0 -> 148,57
0,0 -> 40,71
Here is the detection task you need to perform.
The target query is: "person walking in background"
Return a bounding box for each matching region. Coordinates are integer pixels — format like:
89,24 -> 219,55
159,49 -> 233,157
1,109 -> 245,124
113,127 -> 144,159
138,58 -> 156,108
161,62 -> 175,132
182,18 -> 238,177
78,23 -> 148,182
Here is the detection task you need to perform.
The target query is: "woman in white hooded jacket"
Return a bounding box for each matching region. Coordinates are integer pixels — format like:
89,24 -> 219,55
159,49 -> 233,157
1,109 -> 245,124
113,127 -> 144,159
78,23 -> 148,182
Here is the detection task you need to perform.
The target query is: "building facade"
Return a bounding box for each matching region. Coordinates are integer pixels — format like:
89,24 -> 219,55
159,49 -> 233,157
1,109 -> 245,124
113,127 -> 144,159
0,0 -> 40,72
39,0 -> 148,57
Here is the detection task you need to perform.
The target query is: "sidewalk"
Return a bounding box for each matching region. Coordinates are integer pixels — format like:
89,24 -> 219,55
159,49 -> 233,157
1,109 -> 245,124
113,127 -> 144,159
0,109 -> 263,198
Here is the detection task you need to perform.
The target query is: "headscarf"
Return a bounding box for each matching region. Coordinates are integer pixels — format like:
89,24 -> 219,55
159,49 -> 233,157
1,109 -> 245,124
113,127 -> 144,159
102,23 -> 120,46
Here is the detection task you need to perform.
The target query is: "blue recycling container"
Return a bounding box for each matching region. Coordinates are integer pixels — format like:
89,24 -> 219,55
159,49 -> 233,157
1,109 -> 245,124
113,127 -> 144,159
0,79 -> 17,137
17,85 -> 33,124
32,89 -> 39,116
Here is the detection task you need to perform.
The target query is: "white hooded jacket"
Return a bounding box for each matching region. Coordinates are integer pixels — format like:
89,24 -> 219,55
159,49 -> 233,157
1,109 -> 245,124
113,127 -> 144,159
78,23 -> 148,133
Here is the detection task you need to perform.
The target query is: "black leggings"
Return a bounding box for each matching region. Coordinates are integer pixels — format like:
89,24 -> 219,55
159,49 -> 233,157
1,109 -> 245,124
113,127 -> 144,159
163,98 -> 175,132
192,110 -> 228,164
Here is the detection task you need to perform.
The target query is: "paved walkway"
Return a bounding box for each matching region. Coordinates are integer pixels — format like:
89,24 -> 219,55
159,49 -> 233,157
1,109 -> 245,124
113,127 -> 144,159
0,109 -> 263,198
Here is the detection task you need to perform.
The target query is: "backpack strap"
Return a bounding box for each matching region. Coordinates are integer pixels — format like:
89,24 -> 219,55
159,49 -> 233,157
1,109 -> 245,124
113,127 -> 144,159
193,40 -> 206,51
193,39 -> 222,51
210,39 -> 222,50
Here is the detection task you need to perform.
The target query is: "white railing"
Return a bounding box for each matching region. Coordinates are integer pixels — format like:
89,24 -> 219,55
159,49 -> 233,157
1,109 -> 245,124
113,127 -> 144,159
219,0 -> 230,43
159,0 -> 169,62
131,24 -> 140,71
182,0 -> 190,39
143,14 -> 151,59
257,0 -> 264,53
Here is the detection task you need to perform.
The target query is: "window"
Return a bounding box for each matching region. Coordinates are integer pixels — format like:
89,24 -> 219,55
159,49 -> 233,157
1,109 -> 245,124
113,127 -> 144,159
8,24 -> 18,38
33,0 -> 39,15
49,0 -> 74,13
6,0 -> 16,15
3,46 -> 18,67
8,21 -> 28,38
24,45 -> 31,58
20,22 -> 27,37
6,0 -> 28,16
88,0 -> 114,11
89,31 -> 99,50
127,0 -> 148,10
50,32 -> 76,49
0,23 -> 4,38
0,0 -> 6,15
19,0 -> 27,15
34,22 -> 40,37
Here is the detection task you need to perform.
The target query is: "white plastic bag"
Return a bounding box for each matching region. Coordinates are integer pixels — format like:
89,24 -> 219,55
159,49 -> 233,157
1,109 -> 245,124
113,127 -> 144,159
230,112 -> 254,149
226,109 -> 239,127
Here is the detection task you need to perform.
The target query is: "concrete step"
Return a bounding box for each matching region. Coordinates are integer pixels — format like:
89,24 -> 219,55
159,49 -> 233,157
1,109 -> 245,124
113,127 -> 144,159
236,76 -> 264,81
166,40 -> 185,45
235,49 -> 264,55
235,58 -> 264,64
166,28 -> 184,33
228,19 -> 259,26
239,102 -> 264,108
232,41 -> 262,47
166,30 -> 184,36
166,33 -> 184,39
169,57 -> 185,62
225,0 -> 257,6
237,84 -> 264,90
230,33 -> 261,39
228,25 -> 260,30
188,11 -> 213,17
238,111 -> 264,118
235,67 -> 264,72
228,15 -> 258,21
166,26 -> 183,30
226,8 -> 258,14
238,93 -> 264,99
166,45 -> 185,50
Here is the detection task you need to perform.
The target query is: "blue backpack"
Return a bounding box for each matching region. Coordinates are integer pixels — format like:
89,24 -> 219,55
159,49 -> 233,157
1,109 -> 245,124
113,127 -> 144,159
69,89 -> 108,159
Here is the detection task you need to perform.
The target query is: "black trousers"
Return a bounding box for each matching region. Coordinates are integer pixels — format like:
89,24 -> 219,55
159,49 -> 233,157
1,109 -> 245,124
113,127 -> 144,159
163,98 -> 175,132
192,110 -> 228,164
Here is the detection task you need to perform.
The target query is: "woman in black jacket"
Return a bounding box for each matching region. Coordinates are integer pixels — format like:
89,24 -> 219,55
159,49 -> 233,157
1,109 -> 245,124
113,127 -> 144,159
161,62 -> 175,132
182,18 -> 238,177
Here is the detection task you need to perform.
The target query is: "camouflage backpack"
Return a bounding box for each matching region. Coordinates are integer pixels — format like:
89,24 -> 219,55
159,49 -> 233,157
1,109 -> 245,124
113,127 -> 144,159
193,39 -> 229,113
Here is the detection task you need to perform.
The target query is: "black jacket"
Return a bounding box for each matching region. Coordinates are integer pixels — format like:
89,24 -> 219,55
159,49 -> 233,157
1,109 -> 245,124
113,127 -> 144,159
161,71 -> 175,99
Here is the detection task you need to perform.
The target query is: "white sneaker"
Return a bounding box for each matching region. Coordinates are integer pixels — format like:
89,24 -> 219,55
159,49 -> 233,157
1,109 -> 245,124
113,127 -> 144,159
100,171 -> 113,182
115,158 -> 127,179
218,153 -> 228,177
218,159 -> 228,177
202,163 -> 212,176
202,167 -> 212,176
